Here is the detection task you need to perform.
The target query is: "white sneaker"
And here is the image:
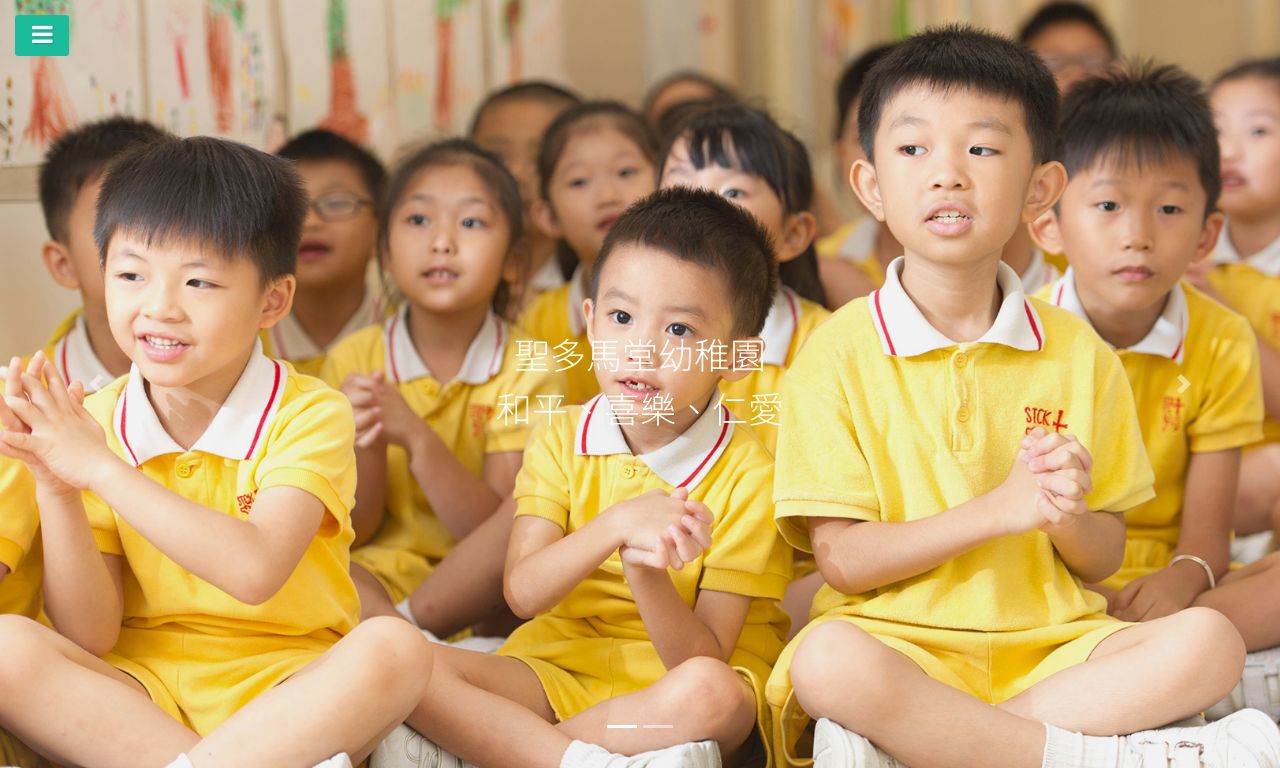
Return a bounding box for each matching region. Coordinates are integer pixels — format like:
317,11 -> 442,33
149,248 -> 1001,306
620,740 -> 721,767
371,724 -> 474,768
1207,648 -> 1280,722
812,718 -> 906,768
1124,708 -> 1280,767
313,755 -> 355,768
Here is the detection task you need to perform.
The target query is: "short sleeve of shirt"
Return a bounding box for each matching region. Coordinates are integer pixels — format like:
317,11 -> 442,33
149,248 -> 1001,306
318,326 -> 380,389
1188,311 -> 1264,453
0,458 -> 38,569
485,351 -> 569,455
773,316 -> 880,552
1084,347 -> 1156,513
701,457 -> 791,601
512,413 -> 573,529
254,385 -> 357,537
82,489 -> 123,555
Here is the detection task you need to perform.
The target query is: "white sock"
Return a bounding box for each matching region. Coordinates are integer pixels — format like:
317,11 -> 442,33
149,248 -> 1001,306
395,598 -> 418,626
164,755 -> 195,768
1041,723 -> 1125,768
560,740 -> 612,768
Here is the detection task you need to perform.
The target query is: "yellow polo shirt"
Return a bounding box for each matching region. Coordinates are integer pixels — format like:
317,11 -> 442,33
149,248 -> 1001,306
499,394 -> 790,746
774,258 -> 1154,631
1042,274 -> 1263,588
260,287 -> 388,378
321,307 -> 565,602
1208,227 -> 1280,443
81,346 -> 359,638
516,266 -> 600,405
720,288 -> 830,451
0,310 -> 116,620
75,345 -> 358,734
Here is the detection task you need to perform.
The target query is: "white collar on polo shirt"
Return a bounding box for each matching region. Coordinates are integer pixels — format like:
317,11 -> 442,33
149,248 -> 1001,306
758,287 -> 800,367
383,305 -> 507,386
1047,268 -> 1188,364
574,393 -> 735,491
113,340 -> 285,466
54,314 -> 113,394
564,265 -> 587,338
868,256 -> 1046,357
269,288 -> 381,362
835,217 -> 879,263
1214,221 -> 1280,275
1017,249 -> 1059,295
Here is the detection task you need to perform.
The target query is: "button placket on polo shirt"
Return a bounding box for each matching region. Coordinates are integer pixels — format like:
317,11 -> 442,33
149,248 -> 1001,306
948,345 -> 976,452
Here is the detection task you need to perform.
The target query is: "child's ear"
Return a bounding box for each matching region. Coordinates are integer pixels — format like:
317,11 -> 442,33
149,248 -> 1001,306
776,211 -> 818,263
582,298 -> 595,344
1023,160 -> 1068,222
1028,208 -> 1065,256
532,198 -> 563,240
259,275 -> 296,329
502,240 -> 525,284
1193,210 -> 1225,263
849,159 -> 885,222
41,240 -> 81,290
720,336 -> 763,383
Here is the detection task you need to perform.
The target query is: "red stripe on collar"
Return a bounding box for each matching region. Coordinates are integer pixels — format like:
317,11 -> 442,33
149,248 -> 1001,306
243,360 -> 283,460
873,289 -> 897,356
677,405 -> 731,489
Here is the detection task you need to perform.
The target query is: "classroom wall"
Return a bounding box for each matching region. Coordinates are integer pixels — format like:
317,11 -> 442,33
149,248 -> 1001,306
2,0 -> 1278,360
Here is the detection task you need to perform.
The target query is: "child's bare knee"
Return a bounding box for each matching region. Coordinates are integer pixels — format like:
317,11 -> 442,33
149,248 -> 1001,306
661,658 -> 752,732
349,617 -> 435,691
1172,607 -> 1245,677
792,622 -> 893,719
0,615 -> 52,692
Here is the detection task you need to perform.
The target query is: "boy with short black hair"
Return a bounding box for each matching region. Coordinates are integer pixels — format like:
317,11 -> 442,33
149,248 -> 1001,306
274,128 -> 388,375
766,26 -> 1278,768
0,136 -> 433,768
376,187 -> 792,768
1032,62 -> 1262,611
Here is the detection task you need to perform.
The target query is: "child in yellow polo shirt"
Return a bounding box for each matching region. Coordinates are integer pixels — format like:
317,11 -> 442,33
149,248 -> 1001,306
767,28 -> 1278,768
373,188 -> 791,768
1032,64 -> 1265,609
321,139 -> 564,633
0,117 -> 172,627
1032,62 -> 1280,726
0,136 -> 433,768
517,102 -> 658,405
268,129 -> 388,377
1197,59 -> 1280,543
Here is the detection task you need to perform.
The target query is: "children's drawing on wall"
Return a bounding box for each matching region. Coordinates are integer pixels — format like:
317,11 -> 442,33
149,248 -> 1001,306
316,0 -> 367,142
0,0 -> 141,165
144,0 -> 273,146
485,0 -> 564,89
283,0 -> 391,156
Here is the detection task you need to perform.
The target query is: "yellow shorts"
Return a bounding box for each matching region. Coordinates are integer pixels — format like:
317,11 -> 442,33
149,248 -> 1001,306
351,544 -> 437,604
105,626 -> 334,736
498,614 -> 780,765
766,612 -> 1131,767
792,552 -> 818,580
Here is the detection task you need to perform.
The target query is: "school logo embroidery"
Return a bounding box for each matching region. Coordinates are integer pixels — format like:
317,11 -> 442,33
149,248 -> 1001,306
468,404 -> 494,437
1162,396 -> 1184,432
237,491 -> 257,516
1024,406 -> 1069,434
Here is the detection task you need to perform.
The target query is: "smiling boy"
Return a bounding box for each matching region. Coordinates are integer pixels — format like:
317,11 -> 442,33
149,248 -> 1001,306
0,136 -> 433,768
